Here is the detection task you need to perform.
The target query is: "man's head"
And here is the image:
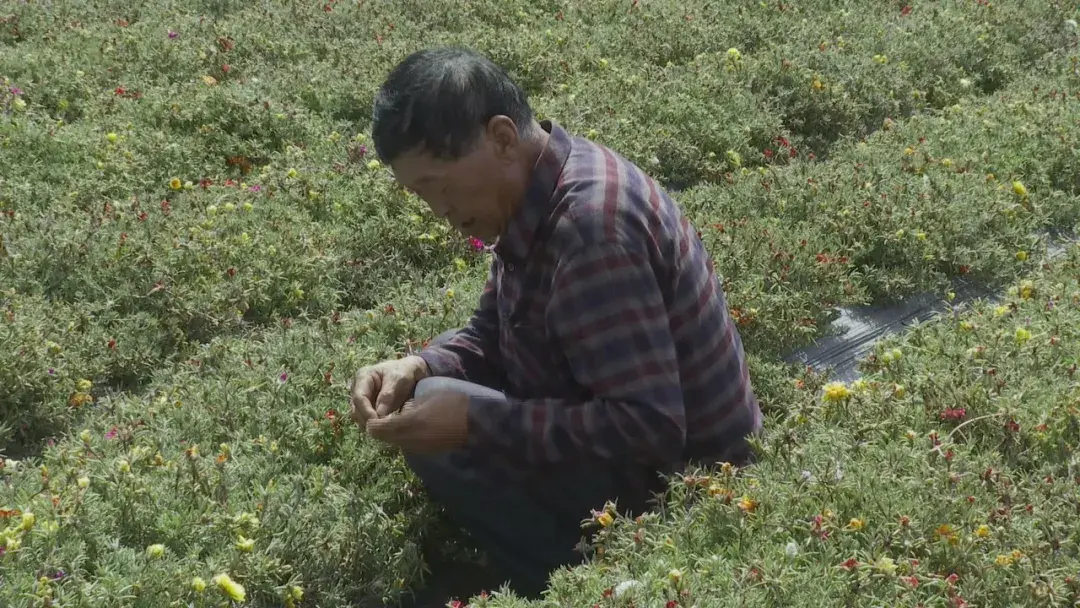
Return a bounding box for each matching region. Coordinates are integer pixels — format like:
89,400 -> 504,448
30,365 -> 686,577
372,47 -> 547,240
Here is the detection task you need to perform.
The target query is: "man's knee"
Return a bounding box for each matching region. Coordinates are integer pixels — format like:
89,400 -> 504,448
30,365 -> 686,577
415,376 -> 505,402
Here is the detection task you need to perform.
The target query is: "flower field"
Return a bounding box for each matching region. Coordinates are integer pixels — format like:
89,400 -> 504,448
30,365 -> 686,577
2,0 -> 1080,606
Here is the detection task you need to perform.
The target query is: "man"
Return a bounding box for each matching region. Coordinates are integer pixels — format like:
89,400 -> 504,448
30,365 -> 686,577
349,47 -> 762,599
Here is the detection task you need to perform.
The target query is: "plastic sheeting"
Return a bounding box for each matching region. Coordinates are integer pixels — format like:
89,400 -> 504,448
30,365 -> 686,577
783,235 -> 1074,382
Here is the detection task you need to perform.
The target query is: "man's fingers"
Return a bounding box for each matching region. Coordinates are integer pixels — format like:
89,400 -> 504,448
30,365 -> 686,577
367,409 -> 412,443
374,374 -> 412,418
350,370 -> 379,425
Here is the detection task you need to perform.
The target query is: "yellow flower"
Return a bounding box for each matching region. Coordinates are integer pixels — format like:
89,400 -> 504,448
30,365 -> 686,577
847,518 -> 865,531
822,382 -> 851,403
192,577 -> 207,593
1012,180 -> 1027,198
935,524 -> 954,538
976,524 -> 991,538
289,585 -> 303,601
453,258 -> 466,271
872,54 -> 888,64
893,384 -> 906,398
668,569 -> 683,584
20,512 -> 35,531
235,536 -> 255,552
287,168 -> 298,178
994,305 -> 1010,317
940,158 -> 952,168
77,476 -> 90,488
169,178 -> 182,191
873,556 -> 896,575
106,132 -> 118,143
366,160 -> 381,170
995,554 -> 1013,567
76,378 -> 93,392
79,429 -> 92,443
1016,250 -> 1028,262
146,544 -> 165,559
726,48 -> 742,62
212,574 -> 246,602
223,203 -> 235,212
915,231 -> 927,241
1015,327 -> 1032,345
242,202 -> 254,212
596,512 -> 613,527
444,289 -> 455,299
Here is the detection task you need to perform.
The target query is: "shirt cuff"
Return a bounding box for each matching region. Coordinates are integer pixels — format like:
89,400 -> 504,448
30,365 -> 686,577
417,347 -> 457,379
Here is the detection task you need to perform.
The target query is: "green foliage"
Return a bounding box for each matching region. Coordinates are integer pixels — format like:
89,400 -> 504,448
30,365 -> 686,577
1,0 -> 1080,606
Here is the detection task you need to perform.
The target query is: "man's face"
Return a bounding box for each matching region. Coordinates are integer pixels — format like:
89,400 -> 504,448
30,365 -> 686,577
390,123 -> 520,241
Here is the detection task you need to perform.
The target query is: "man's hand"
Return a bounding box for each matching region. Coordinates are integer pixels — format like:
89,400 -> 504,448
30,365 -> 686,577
349,355 -> 430,428
366,390 -> 470,454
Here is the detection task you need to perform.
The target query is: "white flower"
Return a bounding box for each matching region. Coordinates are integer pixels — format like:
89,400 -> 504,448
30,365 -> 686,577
1065,19 -> 1077,30
785,541 -> 799,558
613,580 -> 641,598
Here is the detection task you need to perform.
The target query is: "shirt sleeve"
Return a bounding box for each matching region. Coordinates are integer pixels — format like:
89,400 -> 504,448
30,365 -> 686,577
418,260 -> 504,386
465,243 -> 688,467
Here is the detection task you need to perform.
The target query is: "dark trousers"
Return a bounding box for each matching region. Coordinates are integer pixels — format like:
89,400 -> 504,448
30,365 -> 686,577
404,330 -> 666,598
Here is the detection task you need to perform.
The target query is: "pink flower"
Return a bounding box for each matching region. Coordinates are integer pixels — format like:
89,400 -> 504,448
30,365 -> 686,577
105,427 -> 118,440
468,237 -> 485,251
279,372 -> 288,383
167,30 -> 178,39
249,184 -> 261,193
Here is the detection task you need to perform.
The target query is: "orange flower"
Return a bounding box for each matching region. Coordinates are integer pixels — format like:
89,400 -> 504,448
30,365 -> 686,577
737,495 -> 758,513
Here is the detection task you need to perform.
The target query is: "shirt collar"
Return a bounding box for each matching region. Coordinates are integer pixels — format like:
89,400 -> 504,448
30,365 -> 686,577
493,119 -> 572,262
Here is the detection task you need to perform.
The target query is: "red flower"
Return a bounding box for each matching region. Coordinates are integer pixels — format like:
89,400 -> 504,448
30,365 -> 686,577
222,64 -> 231,73
904,576 -> 919,588
900,5 -> 913,16
666,602 -> 678,608
940,408 -> 966,421
107,338 -> 117,350
840,558 -> 858,570
764,148 -> 774,159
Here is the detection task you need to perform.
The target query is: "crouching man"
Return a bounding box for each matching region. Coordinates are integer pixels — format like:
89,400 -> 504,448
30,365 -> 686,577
349,47 -> 762,598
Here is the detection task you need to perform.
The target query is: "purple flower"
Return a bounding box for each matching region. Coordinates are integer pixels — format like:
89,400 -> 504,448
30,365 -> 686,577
279,372 -> 288,383
1047,299 -> 1055,311
48,368 -> 55,375
105,427 -> 118,440
167,30 -> 178,39
249,184 -> 262,193
9,86 -> 22,96
52,570 -> 66,580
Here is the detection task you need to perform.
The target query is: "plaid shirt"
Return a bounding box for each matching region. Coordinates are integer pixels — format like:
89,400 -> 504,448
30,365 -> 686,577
419,120 -> 761,473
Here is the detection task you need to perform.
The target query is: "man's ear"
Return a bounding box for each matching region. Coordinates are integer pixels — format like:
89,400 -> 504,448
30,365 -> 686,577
486,115 -> 520,159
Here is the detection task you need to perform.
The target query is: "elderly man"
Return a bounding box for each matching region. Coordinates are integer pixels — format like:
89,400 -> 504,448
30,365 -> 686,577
350,47 -> 761,599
